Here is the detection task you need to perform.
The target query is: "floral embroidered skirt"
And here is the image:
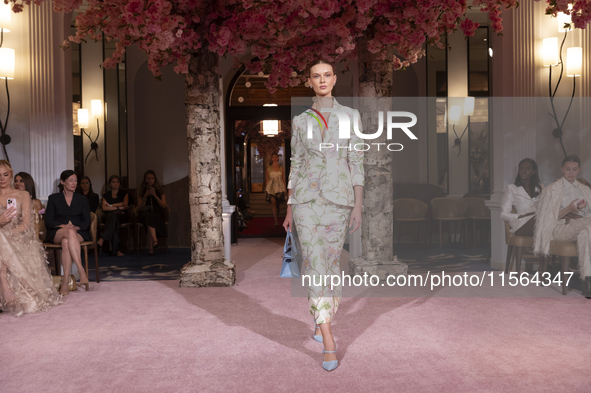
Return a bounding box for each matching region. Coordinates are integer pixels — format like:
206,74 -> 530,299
292,191 -> 352,325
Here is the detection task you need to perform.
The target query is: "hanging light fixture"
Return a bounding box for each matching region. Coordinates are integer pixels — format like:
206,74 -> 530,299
262,120 -> 279,136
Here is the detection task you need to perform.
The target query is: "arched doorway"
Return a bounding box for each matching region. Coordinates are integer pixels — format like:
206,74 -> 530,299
225,68 -> 311,240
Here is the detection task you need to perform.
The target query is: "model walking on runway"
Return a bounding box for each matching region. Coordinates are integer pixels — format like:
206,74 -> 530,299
283,60 -> 364,371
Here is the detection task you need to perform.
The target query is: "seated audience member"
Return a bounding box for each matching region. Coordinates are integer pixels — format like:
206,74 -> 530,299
137,170 -> 167,255
14,172 -> 43,214
534,154 -> 591,298
501,158 -> 543,236
98,175 -> 129,257
0,160 -> 62,316
45,170 -> 90,295
76,176 -> 100,213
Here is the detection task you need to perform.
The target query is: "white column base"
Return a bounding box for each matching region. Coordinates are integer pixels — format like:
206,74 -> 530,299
222,198 -> 236,260
486,193 -> 506,271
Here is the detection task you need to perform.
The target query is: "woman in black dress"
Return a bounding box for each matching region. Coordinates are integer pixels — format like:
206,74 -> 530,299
137,170 -> 167,255
97,175 -> 129,257
45,170 -> 91,294
76,176 -> 100,213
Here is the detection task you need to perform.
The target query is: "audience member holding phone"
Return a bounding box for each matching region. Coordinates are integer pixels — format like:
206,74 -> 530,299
137,170 -> 167,255
14,172 -> 44,214
0,160 -> 61,316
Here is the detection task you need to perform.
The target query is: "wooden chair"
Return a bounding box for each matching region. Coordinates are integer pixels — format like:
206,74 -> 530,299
393,198 -> 429,243
549,240 -> 578,296
430,198 -> 469,249
135,205 -> 170,254
96,206 -> 135,253
463,197 -> 491,246
42,212 -> 100,288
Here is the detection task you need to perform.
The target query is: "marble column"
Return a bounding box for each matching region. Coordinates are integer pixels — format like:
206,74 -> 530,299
487,2 -> 538,271
28,4 -> 73,201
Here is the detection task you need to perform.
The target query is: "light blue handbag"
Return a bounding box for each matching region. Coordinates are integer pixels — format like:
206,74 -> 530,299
280,228 -> 301,278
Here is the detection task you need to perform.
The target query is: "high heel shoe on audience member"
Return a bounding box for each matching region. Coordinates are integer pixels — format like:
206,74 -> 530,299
59,282 -> 69,296
77,279 -> 89,292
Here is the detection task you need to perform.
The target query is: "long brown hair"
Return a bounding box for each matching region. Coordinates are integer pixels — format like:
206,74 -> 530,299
15,172 -> 38,200
138,169 -> 163,197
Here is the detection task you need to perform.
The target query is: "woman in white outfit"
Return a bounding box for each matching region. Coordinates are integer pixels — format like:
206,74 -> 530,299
501,158 -> 543,236
534,155 -> 591,298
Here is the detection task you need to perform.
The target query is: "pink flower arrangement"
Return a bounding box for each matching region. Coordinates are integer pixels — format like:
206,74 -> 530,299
541,0 -> 591,29
8,0 -> 539,90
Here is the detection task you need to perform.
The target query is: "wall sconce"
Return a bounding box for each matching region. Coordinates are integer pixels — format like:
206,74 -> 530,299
543,37 -> 559,67
566,47 -> 582,77
82,99 -> 102,163
557,7 -> 572,32
77,108 -> 89,127
263,120 -> 279,137
449,99 -> 473,157
544,11 -> 582,156
0,47 -> 14,162
0,3 -> 11,162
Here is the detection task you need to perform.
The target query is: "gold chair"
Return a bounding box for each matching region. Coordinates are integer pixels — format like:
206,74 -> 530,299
504,219 -> 535,274
393,198 -> 428,243
549,240 -> 578,296
42,212 -> 100,288
135,205 -> 170,254
463,197 -> 491,247
430,198 -> 469,249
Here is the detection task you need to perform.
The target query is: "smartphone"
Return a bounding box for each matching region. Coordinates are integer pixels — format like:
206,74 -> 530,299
7,198 -> 17,210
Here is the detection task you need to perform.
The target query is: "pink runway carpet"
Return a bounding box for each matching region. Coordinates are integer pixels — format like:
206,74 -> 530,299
2,238 -> 591,392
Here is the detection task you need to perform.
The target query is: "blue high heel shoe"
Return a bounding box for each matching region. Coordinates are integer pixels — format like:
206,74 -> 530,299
313,318 -> 323,343
322,349 -> 338,371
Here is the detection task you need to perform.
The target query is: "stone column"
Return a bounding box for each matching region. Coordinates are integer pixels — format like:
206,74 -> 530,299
349,38 -> 407,280
28,5 -> 72,200
179,50 -> 235,287
487,3 -> 538,271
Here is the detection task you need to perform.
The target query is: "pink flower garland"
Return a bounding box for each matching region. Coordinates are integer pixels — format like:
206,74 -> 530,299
8,0 -> 529,88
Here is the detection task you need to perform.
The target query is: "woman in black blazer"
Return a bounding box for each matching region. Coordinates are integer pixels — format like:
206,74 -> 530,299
45,170 -> 90,294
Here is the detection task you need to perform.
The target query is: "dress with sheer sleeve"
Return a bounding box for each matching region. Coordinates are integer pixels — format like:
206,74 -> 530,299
0,190 -> 62,316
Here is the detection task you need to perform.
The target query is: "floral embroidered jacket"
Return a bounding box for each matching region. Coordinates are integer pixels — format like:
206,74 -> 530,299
287,99 -> 364,207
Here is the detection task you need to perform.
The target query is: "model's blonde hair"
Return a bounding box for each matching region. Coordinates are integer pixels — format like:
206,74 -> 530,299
0,159 -> 13,175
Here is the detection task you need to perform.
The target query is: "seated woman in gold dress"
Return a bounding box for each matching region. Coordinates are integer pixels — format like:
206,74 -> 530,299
0,160 -> 62,316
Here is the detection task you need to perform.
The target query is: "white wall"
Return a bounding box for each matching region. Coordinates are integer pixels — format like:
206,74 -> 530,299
2,8 -> 31,171
80,39 -> 105,193
127,48 -> 187,188
3,5 -> 72,200
447,30 -> 470,199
